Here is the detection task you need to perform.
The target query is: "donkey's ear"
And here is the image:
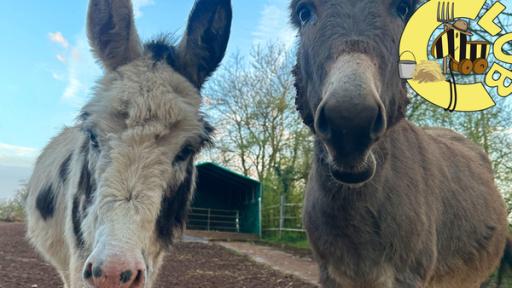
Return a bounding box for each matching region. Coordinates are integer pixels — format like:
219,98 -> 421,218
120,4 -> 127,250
87,0 -> 143,70
177,0 -> 232,88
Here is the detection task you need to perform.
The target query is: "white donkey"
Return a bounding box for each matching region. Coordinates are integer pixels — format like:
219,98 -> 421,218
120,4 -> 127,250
25,0 -> 232,287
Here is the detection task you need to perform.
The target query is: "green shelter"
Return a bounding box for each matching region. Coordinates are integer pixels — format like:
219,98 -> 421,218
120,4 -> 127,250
187,162 -> 262,236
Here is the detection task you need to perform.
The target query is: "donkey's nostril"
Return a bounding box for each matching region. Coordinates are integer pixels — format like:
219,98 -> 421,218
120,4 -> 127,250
133,269 -> 144,285
92,265 -> 103,278
370,105 -> 386,140
83,263 -> 93,280
315,105 -> 331,138
120,270 -> 133,284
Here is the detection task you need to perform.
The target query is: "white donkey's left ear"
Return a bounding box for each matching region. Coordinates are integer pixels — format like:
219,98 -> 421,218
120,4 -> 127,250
87,0 -> 143,70
177,0 -> 232,88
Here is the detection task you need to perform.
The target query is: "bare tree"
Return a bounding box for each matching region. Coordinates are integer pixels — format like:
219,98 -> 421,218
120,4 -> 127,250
204,43 -> 312,187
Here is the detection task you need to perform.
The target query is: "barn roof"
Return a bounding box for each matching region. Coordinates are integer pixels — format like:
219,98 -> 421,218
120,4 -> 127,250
195,162 -> 260,191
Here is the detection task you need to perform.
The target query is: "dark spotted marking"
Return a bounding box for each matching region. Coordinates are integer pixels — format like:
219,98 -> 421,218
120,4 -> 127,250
72,195 -> 85,249
120,270 -> 132,283
156,160 -> 194,246
36,184 -> 55,220
59,153 -> 72,183
173,144 -> 195,164
78,141 -> 96,209
72,141 -> 96,249
79,160 -> 96,209
173,119 -> 213,165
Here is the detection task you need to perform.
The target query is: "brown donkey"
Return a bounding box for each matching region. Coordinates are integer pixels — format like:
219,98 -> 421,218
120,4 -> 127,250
290,0 -> 508,287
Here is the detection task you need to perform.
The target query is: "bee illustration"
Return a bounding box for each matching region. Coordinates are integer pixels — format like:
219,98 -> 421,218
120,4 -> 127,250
431,2 -> 490,75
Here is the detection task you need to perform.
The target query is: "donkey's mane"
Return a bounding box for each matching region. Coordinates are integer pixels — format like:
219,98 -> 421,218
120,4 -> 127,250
144,35 -> 179,68
292,62 -> 314,130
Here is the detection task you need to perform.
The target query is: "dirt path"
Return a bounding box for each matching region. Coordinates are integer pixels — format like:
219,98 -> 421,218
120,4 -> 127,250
0,223 -> 316,288
218,242 -> 319,286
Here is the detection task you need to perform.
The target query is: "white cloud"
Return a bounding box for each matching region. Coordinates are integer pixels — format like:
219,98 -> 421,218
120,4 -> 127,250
52,72 -> 64,81
0,143 -> 40,168
56,53 -> 66,63
48,32 -> 69,49
63,69 -> 82,100
50,2 -> 155,106
253,0 -> 296,49
132,0 -> 155,18
60,35 -> 100,107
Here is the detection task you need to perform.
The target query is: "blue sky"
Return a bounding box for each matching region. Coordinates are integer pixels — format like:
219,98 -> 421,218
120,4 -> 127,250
1,0 -> 510,199
0,0 -> 295,199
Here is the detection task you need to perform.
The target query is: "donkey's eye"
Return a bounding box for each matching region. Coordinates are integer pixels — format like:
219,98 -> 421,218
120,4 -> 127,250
396,0 -> 411,21
297,4 -> 315,26
87,130 -> 99,150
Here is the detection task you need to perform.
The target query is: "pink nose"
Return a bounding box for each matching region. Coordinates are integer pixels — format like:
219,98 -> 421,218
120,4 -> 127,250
83,258 -> 145,288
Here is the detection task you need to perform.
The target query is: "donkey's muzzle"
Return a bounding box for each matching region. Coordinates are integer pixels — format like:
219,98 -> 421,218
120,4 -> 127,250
315,91 -> 385,160
84,249 -> 146,288
314,54 -> 386,183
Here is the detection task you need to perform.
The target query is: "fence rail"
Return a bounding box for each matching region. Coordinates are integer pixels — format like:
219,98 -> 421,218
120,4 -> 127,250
187,207 -> 240,232
263,195 -> 305,235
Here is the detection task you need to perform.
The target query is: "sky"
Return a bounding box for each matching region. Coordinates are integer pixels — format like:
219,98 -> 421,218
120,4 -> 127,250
0,0 -> 296,200
1,0 -> 510,200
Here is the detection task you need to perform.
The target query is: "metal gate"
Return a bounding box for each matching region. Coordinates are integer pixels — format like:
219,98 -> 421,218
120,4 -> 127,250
262,195 -> 305,236
187,207 -> 240,232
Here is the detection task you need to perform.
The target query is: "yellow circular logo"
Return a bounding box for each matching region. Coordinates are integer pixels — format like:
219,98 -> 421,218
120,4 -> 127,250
400,0 -> 512,112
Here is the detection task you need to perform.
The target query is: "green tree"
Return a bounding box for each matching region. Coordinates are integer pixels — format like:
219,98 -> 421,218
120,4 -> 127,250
202,43 -> 313,233
0,184 -> 28,222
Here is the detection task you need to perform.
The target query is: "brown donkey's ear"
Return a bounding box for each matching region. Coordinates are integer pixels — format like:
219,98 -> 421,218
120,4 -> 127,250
87,0 -> 143,70
177,0 -> 232,88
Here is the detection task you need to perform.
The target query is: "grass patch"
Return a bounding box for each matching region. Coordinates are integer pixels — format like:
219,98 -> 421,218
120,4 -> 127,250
261,230 -> 311,253
263,236 -> 310,250
0,186 -> 27,222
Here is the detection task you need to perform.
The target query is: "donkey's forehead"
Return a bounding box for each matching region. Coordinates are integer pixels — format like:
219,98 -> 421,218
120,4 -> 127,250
290,0 -> 406,22
84,56 -> 201,134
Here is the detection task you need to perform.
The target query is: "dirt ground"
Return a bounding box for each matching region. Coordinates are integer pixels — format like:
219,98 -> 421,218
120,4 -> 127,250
0,223 -> 315,288
218,242 -> 319,285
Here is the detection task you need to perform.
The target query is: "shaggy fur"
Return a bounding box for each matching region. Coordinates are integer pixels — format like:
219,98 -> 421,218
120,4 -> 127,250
25,0 -> 231,287
290,0 -> 508,287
